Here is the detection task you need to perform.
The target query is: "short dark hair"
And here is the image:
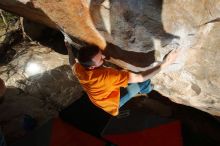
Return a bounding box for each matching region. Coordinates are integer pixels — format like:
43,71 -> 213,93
77,45 -> 100,68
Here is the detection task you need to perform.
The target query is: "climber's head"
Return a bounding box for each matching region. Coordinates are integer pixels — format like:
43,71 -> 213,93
77,45 -> 105,69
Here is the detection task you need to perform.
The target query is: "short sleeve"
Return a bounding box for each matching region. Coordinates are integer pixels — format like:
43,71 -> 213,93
105,68 -> 129,88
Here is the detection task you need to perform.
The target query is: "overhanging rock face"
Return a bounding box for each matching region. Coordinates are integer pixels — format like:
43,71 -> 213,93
0,0 -> 106,49
0,0 -> 220,116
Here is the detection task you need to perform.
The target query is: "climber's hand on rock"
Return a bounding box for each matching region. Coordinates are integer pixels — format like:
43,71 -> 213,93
161,48 -> 180,69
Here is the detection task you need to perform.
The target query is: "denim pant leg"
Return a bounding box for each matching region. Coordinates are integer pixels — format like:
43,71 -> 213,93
0,130 -> 6,146
119,79 -> 152,108
138,79 -> 152,94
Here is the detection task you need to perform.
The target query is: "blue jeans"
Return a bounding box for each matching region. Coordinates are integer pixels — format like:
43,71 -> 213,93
0,130 -> 6,146
119,80 -> 152,107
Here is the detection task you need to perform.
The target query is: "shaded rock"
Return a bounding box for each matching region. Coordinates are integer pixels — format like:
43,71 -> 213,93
0,0 -> 56,31
22,19 -> 67,54
0,43 -> 83,142
0,20 -> 22,64
0,78 -> 6,97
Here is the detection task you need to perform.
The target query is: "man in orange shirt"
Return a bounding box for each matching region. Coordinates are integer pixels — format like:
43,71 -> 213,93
66,43 -> 179,116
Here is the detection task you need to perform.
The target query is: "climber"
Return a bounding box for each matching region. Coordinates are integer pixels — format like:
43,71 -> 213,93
65,42 -> 179,116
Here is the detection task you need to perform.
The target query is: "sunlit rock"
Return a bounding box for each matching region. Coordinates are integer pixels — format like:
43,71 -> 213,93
0,44 -> 83,107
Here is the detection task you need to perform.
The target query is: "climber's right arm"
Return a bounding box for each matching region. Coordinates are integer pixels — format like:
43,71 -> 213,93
128,48 -> 180,83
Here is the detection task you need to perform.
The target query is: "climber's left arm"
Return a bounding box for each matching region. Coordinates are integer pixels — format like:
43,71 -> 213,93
65,41 -> 77,66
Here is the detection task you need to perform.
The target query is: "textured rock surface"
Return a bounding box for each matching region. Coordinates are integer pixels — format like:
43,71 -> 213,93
0,43 -> 82,105
0,42 -> 83,142
152,0 -> 220,115
0,0 -> 106,49
0,0 -> 220,117
90,0 -> 220,116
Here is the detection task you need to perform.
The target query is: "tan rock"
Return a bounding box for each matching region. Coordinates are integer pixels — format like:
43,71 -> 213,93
0,0 -> 106,49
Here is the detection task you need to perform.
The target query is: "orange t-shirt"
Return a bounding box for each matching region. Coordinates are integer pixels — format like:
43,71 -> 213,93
73,63 -> 129,116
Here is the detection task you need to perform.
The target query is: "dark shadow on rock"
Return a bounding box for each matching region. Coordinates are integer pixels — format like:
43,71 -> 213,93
0,65 -> 81,143
0,29 -> 22,65
136,0 -> 179,47
0,86 -> 33,144
0,1 -> 69,56
90,0 -> 179,61
34,28 -> 66,55
104,42 -> 155,68
59,92 -> 112,137
22,19 -> 67,55
22,1 -> 91,55
134,90 -> 220,146
59,88 -> 220,146
202,17 -> 220,25
23,2 -> 69,55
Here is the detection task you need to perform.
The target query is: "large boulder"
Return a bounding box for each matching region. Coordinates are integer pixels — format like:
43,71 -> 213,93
0,0 -> 106,49
0,0 -> 220,116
